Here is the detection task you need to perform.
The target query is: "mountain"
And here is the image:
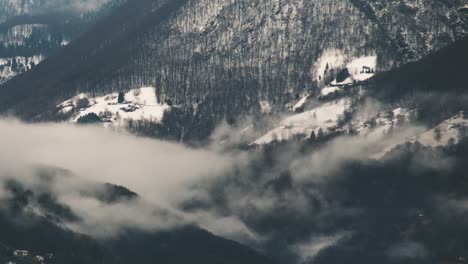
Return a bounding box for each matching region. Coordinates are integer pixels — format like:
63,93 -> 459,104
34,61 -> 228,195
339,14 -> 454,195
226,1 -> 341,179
2,2 -> 468,263
0,0 -> 125,84
0,168 -> 275,264
368,34 -> 468,120
1,0 -> 468,141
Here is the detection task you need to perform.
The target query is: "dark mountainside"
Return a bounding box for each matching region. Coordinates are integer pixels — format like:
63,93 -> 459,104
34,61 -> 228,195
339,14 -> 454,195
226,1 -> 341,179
0,0 -> 186,116
0,172 -> 275,264
0,0 -> 125,84
0,0 -> 127,55
1,0 -> 467,141
182,138 -> 468,264
0,1 -> 468,264
168,35 -> 468,263
370,35 -> 468,95
367,35 -> 468,126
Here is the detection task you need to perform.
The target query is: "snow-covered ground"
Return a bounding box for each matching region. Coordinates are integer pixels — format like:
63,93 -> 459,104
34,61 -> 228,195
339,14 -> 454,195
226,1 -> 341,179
371,112 -> 468,159
414,114 -> 468,147
318,55 -> 376,98
315,50 -> 376,83
58,87 -> 170,126
330,77 -> 353,86
259,100 -> 273,113
292,94 -> 310,112
356,108 -> 411,137
252,98 -> 351,145
346,56 -> 376,82
0,55 -> 44,84
6,24 -> 47,41
314,49 -> 346,81
321,86 -> 342,96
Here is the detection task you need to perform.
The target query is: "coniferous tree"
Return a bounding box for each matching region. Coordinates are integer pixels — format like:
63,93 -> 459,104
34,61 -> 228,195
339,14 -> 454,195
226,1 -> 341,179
336,68 -> 350,83
118,92 -> 125,104
11,58 -> 18,71
310,130 -> 316,142
317,128 -> 324,139
434,127 -> 442,142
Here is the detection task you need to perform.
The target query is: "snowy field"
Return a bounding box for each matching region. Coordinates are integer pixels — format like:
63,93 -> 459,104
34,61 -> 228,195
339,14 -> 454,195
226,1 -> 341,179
253,98 -> 351,145
58,87 -> 170,126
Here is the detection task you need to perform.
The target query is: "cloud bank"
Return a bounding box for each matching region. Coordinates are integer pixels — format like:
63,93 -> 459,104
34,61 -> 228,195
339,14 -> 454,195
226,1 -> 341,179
0,108 -> 456,263
0,118 -> 237,237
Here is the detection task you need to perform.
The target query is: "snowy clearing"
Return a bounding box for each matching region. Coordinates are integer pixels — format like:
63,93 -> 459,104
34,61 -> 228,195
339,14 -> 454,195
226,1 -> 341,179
292,94 -> 310,111
58,87 -> 170,126
321,86 -> 342,96
252,98 -> 351,145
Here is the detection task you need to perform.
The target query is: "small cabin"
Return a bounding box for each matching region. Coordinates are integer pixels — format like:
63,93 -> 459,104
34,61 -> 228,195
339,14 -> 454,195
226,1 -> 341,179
13,250 -> 29,257
361,66 -> 372,74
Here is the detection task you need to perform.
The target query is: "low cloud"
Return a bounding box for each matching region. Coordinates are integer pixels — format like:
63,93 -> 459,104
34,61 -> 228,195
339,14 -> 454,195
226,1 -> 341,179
386,240 -> 429,261
292,232 -> 353,263
290,125 -> 427,182
0,104 -> 455,263
0,118 -> 236,237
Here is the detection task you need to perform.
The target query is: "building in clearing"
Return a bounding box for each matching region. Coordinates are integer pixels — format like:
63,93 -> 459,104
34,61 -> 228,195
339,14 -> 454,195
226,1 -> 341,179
361,66 -> 372,74
13,250 -> 29,257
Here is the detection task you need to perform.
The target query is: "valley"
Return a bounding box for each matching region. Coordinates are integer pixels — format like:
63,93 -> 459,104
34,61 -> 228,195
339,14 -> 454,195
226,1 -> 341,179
0,1 -> 468,264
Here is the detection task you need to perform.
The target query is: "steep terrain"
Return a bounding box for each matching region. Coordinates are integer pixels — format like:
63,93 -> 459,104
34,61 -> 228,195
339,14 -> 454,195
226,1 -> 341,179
0,0 -> 125,84
2,1 -> 468,264
0,168 -> 274,264
1,0 -> 467,140
249,35 -> 468,149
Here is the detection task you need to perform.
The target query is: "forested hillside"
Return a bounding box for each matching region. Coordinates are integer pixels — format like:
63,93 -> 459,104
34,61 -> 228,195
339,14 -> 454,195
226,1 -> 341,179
0,0 -> 125,84
1,0 -> 467,139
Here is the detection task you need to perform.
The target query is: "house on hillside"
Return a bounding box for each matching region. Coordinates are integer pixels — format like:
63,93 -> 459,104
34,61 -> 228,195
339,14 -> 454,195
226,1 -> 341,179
361,66 -> 372,74
13,250 -> 29,257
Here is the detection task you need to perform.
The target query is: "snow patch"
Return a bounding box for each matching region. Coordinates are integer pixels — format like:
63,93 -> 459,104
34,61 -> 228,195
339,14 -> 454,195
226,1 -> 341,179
415,114 -> 468,147
0,55 -> 44,84
314,49 -> 346,81
259,100 -> 272,114
331,77 -> 353,86
321,86 -> 342,96
58,87 -> 170,126
315,52 -> 377,83
292,94 -> 309,112
346,56 -> 377,81
252,98 -> 351,145
371,112 -> 468,159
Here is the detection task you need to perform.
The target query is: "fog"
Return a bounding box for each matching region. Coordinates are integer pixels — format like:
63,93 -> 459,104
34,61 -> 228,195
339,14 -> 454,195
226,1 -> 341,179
39,0 -> 113,14
0,112 -> 452,262
0,118 -> 240,237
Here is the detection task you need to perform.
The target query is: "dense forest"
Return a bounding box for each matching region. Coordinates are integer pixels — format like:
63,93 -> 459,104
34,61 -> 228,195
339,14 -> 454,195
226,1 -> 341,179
1,0 -> 467,129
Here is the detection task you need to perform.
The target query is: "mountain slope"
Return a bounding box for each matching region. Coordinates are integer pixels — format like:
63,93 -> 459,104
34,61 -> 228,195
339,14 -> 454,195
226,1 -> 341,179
245,35 -> 468,152
369,35 -> 468,96
0,0 -> 125,84
1,0 -> 467,139
367,35 -> 468,126
0,0 -> 185,117
0,172 -> 275,264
